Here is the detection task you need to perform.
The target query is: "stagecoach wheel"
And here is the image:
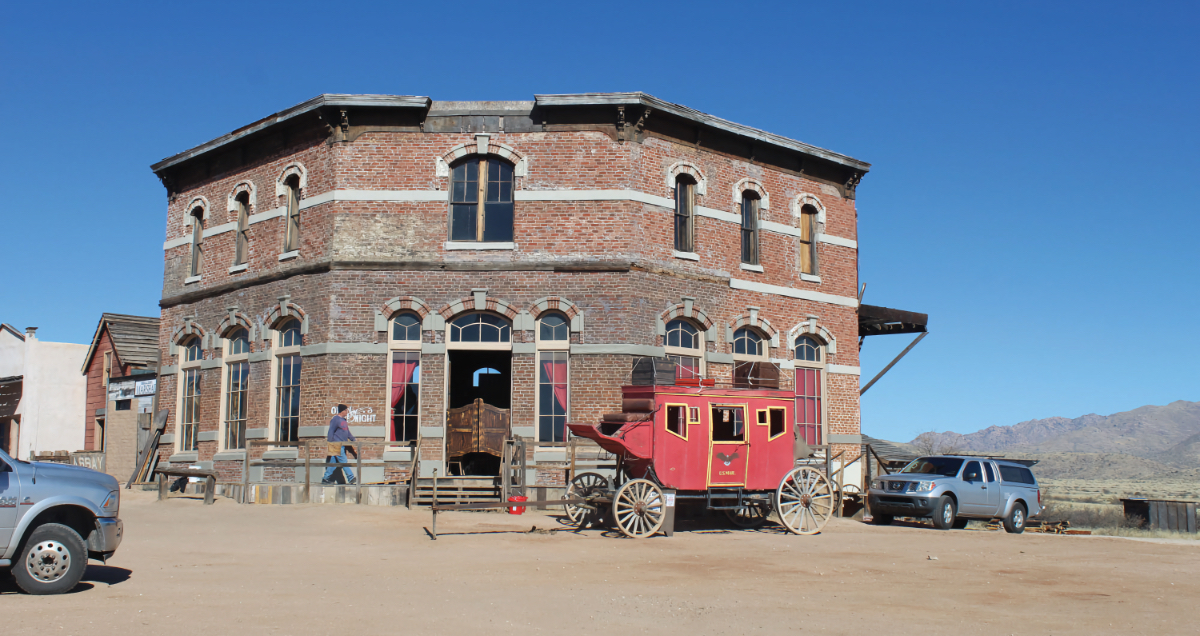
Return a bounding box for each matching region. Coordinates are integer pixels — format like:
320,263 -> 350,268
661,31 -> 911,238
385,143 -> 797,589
562,472 -> 609,526
775,466 -> 835,535
724,502 -> 771,529
613,478 -> 665,538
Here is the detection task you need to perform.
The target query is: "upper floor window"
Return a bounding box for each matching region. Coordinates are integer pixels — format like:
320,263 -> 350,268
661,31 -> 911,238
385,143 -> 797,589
283,175 -> 301,253
181,336 -> 202,362
741,193 -> 759,265
732,327 -> 766,360
391,312 -> 422,346
664,318 -> 702,380
451,158 -> 514,242
794,335 -> 822,363
189,207 -> 204,276
227,328 -> 250,355
537,312 -> 570,348
799,204 -> 819,275
674,176 -> 696,252
278,318 -> 302,348
233,192 -> 250,266
449,312 -> 511,343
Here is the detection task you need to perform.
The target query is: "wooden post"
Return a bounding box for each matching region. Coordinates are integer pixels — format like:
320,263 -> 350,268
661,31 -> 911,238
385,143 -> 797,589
203,475 -> 216,505
662,489 -> 676,537
158,473 -> 167,501
242,444 -> 250,504
304,439 -> 311,504
501,440 -> 511,501
355,441 -> 362,504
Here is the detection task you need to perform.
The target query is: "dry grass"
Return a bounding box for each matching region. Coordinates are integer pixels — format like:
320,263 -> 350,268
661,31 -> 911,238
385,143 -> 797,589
1037,498 -> 1200,540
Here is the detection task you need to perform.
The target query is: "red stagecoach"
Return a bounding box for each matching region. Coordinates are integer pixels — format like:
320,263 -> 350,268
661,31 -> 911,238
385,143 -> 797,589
564,366 -> 835,538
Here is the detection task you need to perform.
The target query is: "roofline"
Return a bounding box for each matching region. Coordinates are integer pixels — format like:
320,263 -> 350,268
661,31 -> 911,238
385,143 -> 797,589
534,92 -> 871,172
151,94 -> 432,174
0,323 -> 24,341
80,313 -> 160,374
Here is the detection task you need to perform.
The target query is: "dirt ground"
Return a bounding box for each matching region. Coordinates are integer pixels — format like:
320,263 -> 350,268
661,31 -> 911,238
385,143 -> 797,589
4,489 -> 1197,635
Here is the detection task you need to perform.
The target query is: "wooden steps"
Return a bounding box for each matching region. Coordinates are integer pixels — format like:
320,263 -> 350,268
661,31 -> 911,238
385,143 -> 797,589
410,476 -> 503,506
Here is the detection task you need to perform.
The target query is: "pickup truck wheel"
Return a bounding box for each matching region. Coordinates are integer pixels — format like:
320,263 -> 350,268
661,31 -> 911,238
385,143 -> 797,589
12,523 -> 87,595
1003,503 -> 1027,534
931,496 -> 957,530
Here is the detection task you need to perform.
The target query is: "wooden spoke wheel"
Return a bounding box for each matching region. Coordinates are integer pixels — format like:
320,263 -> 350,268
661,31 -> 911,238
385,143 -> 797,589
613,478 -> 665,538
562,472 -> 609,527
775,466 -> 835,535
724,501 -> 772,529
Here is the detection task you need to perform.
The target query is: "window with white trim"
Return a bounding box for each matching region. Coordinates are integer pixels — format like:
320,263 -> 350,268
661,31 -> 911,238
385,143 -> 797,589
189,207 -> 204,276
233,192 -> 250,266
178,335 -> 202,452
450,157 -> 514,242
664,319 -> 703,380
741,192 -> 759,265
794,335 -> 824,445
223,328 -> 250,450
449,312 -> 511,345
674,176 -> 696,252
283,176 -> 301,253
799,204 -> 819,275
536,312 -> 570,442
389,312 -> 421,442
274,318 -> 302,442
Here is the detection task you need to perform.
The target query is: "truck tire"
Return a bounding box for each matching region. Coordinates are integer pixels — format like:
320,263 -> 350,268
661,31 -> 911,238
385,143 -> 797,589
1003,503 -> 1027,534
931,496 -> 956,530
11,523 -> 88,595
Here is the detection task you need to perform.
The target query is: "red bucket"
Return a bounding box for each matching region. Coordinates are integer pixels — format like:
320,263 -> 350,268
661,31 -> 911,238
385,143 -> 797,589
507,495 -> 528,515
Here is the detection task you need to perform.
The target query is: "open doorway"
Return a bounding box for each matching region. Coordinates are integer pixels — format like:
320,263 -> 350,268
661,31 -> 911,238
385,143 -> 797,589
446,350 -> 512,476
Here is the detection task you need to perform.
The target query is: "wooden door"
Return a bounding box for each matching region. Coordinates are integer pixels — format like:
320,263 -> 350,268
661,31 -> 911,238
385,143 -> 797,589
478,401 -> 510,456
446,401 -> 478,458
446,399 -> 511,458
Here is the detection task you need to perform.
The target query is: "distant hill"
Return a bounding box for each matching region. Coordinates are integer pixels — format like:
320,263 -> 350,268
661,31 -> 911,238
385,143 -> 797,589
908,400 -> 1200,468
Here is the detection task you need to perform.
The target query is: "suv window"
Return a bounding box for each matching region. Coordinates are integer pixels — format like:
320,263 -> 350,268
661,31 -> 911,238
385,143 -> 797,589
983,462 -> 995,482
900,457 -> 964,477
999,465 -> 1036,484
962,461 -> 983,482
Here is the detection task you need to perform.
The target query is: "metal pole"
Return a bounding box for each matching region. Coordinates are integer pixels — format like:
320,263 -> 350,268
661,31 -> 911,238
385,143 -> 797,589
355,441 -> 362,503
304,439 -> 311,504
860,332 -> 928,395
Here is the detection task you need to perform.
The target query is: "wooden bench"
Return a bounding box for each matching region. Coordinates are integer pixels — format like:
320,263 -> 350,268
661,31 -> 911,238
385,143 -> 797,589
156,468 -> 218,505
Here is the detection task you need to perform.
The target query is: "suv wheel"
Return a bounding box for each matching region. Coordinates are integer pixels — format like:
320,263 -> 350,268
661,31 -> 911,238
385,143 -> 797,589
931,496 -> 956,530
1003,503 -> 1027,534
11,523 -> 87,595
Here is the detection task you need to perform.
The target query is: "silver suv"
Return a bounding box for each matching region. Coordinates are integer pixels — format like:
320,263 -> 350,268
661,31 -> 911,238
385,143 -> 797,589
867,455 -> 1041,533
1,448 -> 123,594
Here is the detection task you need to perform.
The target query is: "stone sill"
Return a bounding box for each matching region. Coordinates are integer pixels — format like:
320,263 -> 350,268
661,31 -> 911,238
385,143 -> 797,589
228,263 -> 249,274
183,275 -> 202,285
278,251 -> 300,262
739,263 -> 764,273
444,241 -> 515,251
799,272 -> 822,283
672,250 -> 699,261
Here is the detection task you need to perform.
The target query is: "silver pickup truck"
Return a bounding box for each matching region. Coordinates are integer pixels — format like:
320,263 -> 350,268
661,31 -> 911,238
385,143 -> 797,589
1,448 -> 123,594
867,455 -> 1042,533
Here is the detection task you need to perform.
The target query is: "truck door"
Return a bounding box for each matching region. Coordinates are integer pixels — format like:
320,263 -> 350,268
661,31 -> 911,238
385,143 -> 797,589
0,454 -> 18,547
982,462 -> 1002,514
958,460 -> 989,514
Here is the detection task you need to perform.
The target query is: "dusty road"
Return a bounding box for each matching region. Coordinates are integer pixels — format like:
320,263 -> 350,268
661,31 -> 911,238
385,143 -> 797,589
4,490 -> 1196,635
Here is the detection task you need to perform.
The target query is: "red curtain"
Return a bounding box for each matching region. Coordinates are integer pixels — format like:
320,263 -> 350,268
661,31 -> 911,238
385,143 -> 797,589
795,368 -> 822,445
391,360 -> 417,408
542,359 -> 568,412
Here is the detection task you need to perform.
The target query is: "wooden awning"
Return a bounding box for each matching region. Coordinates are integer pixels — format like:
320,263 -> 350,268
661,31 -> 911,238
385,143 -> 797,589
859,304 -> 928,337
0,376 -> 21,419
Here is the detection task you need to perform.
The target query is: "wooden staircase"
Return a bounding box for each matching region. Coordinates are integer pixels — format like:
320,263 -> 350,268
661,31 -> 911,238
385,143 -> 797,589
409,476 -> 503,507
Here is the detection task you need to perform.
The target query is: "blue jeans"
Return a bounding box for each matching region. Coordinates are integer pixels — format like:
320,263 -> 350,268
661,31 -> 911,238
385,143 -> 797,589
323,447 -> 355,482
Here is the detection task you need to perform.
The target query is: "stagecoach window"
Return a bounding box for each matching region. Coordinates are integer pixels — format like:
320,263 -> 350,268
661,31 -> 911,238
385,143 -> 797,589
768,408 -> 786,438
794,335 -> 821,362
732,328 -> 764,357
450,313 -> 511,343
712,406 -> 745,442
392,312 -> 421,342
666,405 -> 686,437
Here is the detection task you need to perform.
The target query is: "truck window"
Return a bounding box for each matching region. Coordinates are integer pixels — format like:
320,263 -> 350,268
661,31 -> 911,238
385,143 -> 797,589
899,457 -> 963,477
983,462 -> 995,482
999,465 -> 1035,484
962,461 -> 982,482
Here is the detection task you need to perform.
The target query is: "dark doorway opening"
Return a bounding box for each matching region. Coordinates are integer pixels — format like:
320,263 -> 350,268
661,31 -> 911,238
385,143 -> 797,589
447,350 -> 512,476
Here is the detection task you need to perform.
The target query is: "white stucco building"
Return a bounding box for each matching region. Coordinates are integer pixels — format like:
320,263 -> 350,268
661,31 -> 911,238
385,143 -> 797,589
0,324 -> 87,459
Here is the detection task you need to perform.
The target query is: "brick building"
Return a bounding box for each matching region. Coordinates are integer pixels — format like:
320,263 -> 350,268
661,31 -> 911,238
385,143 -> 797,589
149,93 -> 871,489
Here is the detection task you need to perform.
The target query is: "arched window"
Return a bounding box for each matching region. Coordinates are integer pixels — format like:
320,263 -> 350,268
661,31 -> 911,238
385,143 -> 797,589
233,192 -> 250,266
283,175 -> 301,253
389,312 -> 421,442
181,336 -> 202,362
449,312 -> 511,343
664,319 -> 703,380
189,207 -> 204,277
274,318 -> 302,442
794,335 -> 824,445
450,157 -> 514,242
537,312 -> 570,442
732,327 -> 765,359
741,192 -> 759,265
674,176 -> 696,252
223,327 -> 250,450
177,335 -> 202,452
799,204 -> 819,275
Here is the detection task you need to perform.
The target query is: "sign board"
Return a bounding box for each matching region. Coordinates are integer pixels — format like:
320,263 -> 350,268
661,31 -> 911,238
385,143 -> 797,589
107,380 -> 135,402
70,451 -> 106,473
329,405 -> 378,423
135,379 -> 157,397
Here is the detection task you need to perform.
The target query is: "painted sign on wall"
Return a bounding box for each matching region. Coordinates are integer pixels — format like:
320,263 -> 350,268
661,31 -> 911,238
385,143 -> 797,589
329,405 -> 377,423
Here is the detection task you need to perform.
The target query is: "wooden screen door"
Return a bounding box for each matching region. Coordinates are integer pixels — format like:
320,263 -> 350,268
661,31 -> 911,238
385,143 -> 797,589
446,398 -> 511,459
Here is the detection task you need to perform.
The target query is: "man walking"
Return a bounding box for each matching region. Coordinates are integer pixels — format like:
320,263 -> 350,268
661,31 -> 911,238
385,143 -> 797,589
323,404 -> 357,485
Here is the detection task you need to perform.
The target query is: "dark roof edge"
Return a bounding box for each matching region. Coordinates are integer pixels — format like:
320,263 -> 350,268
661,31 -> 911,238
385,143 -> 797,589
151,94 -> 432,174
0,323 -> 24,341
535,92 -> 871,172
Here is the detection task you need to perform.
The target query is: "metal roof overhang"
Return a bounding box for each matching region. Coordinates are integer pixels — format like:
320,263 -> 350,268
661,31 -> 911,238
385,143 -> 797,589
858,304 -> 928,337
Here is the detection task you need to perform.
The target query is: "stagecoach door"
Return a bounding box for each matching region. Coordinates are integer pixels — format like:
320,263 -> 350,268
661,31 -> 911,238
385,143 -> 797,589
708,405 -> 749,486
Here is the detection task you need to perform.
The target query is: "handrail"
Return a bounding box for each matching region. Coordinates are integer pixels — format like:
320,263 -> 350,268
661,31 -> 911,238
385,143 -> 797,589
407,426 -> 422,509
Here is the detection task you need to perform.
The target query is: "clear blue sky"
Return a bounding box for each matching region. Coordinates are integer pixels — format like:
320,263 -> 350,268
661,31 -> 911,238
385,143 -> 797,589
1,1 -> 1196,442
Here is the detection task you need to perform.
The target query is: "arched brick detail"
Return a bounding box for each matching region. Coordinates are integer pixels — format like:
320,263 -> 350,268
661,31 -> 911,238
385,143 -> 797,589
381,295 -> 432,319
170,319 -> 208,345
793,192 -> 827,225
733,178 -> 770,210
437,137 -> 529,178
275,162 -> 308,197
262,301 -> 308,329
727,310 -> 778,338
215,311 -> 254,337
437,294 -> 520,321
226,181 -> 257,215
528,296 -> 581,320
658,299 -> 714,331
183,195 -> 210,226
667,161 -> 707,196
787,317 -> 837,356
